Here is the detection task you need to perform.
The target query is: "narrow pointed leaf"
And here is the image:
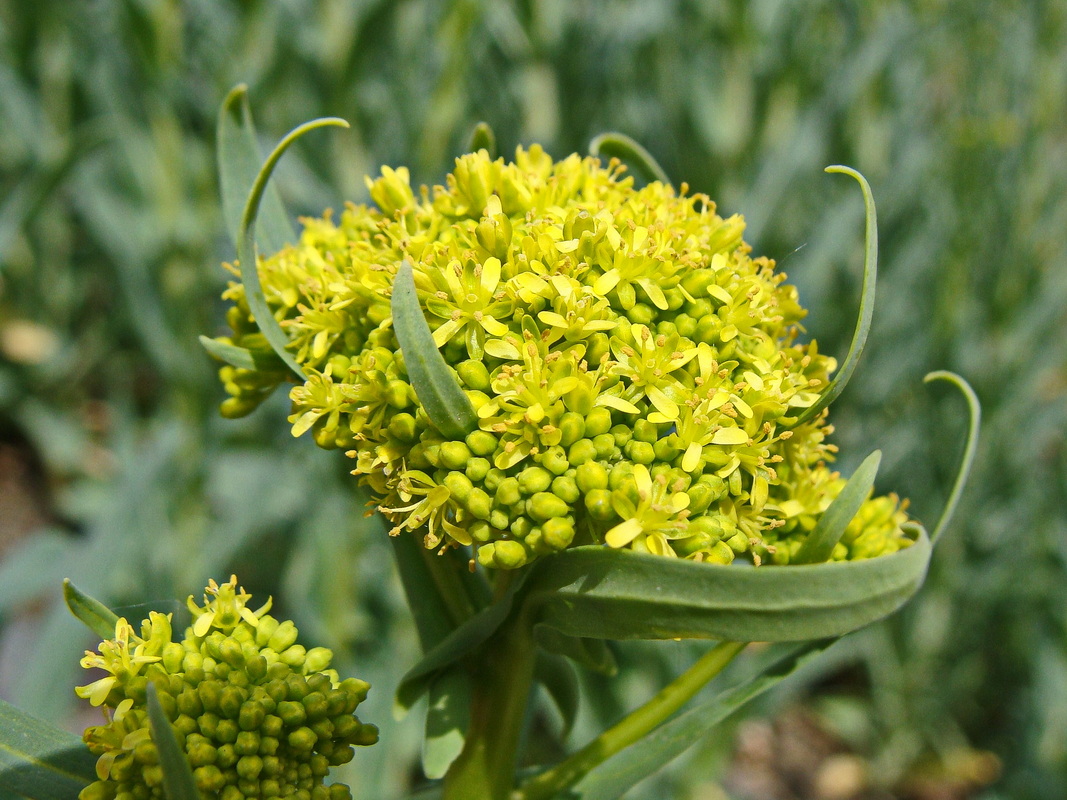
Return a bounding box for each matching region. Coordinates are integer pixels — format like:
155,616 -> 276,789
217,84 -> 295,253
63,579 -> 119,640
794,166 -> 878,426
197,335 -> 256,370
391,261 -> 477,439
534,628 -> 617,676
792,450 -> 881,564
589,133 -> 670,185
924,371 -> 981,543
146,683 -> 198,800
524,526 -> 931,643
237,116 -> 349,380
468,122 -> 497,159
535,652 -> 580,738
0,697 -> 96,799
559,641 -> 834,800
422,669 -> 472,779
395,572 -> 528,713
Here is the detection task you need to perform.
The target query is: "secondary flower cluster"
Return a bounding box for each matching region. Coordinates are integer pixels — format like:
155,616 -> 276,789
213,146 -> 910,569
76,577 -> 378,800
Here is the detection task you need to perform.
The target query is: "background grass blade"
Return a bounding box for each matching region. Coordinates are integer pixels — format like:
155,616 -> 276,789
217,84 -> 296,254
146,683 -> 198,800
0,698 -> 95,800
63,579 -> 119,640
792,450 -> 881,564
391,261 -> 477,439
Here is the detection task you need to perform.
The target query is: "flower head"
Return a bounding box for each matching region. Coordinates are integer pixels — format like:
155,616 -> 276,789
213,147 -> 911,568
75,576 -> 377,800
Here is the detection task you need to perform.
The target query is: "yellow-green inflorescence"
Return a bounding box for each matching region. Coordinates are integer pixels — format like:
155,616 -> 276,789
76,577 -> 378,800
214,146 -> 911,569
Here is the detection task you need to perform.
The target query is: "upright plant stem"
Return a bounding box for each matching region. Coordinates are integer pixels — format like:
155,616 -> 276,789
519,640 -> 747,800
441,617 -> 538,800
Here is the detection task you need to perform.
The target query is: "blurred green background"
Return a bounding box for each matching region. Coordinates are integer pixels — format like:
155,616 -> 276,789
1,1 -> 1064,798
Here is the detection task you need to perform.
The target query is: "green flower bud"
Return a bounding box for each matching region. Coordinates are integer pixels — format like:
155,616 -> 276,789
541,518 -> 575,550
267,621 -> 299,653
465,429 -> 497,456
576,462 -> 609,494
457,360 -> 491,390
477,540 -> 528,569
558,412 -> 586,447
517,466 -> 552,495
388,413 -> 418,442
466,487 -> 492,520
551,476 -> 580,504
528,492 -> 568,522
466,457 -> 491,483
440,441 -> 472,470
585,407 -> 612,437
592,433 -> 616,460
567,438 -> 597,466
627,440 -> 656,465
540,446 -> 569,476
584,489 -> 615,521
496,477 -> 522,507
443,471 -> 473,503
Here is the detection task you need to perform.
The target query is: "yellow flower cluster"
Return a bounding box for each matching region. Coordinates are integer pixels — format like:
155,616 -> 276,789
214,147 -> 910,569
76,577 -> 377,800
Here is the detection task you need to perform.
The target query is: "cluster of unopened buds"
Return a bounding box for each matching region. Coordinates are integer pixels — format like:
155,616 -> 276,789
214,145 -> 911,570
75,577 -> 378,800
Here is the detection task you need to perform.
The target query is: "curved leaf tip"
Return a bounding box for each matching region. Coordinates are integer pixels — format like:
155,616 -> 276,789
793,165 -> 878,426
923,371 -> 981,543
64,578 -> 120,640
237,115 -> 350,382
589,132 -> 670,186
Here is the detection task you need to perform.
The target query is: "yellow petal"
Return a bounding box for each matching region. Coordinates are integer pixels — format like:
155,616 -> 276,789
711,426 -> 749,445
481,257 -> 501,293
193,610 -> 215,638
605,518 -> 643,548
632,463 -> 652,497
682,442 -> 703,473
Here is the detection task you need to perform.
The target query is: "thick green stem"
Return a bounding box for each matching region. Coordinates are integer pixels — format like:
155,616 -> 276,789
518,640 -> 747,800
441,618 -> 539,800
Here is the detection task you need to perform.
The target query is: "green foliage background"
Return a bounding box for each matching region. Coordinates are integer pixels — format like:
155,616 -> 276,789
0,1 -> 1063,798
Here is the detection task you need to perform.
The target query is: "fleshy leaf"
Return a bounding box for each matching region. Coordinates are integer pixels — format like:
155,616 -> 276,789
422,669 -> 472,779
792,450 -> 881,564
0,697 -> 96,799
468,122 -> 497,159
146,683 -> 199,800
217,84 -> 295,254
63,579 -> 119,640
523,529 -> 931,643
237,115 -> 350,380
924,371 -> 981,543
794,165 -> 878,426
589,133 -> 670,186
197,335 -> 255,370
534,652 -> 581,739
391,260 -> 478,439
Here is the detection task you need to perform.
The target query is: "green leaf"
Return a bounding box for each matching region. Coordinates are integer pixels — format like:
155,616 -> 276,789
63,578 -> 119,640
524,527 -> 931,643
559,641 -> 834,800
146,683 -> 199,800
792,450 -> 881,564
236,115 -> 350,381
217,84 -> 295,254
589,133 -> 670,185
535,652 -> 580,738
468,122 -> 497,159
924,371 -> 981,543
422,669 -> 472,779
0,697 -> 96,800
391,261 -> 478,439
794,165 -> 878,426
395,572 -> 528,714
197,335 -> 255,370
534,628 -> 617,676
389,534 -> 462,655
